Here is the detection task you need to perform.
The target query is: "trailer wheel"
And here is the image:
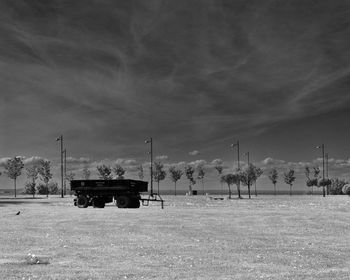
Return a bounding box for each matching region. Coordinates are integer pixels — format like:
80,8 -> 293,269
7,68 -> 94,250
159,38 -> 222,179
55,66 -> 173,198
77,195 -> 89,208
93,198 -> 105,208
116,196 -> 131,208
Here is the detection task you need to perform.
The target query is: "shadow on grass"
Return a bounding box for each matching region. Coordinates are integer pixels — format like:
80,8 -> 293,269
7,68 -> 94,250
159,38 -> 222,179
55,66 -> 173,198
0,198 -> 50,206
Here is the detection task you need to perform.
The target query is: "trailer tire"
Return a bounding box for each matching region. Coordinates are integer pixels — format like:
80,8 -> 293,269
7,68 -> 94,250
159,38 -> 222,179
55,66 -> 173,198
93,198 -> 105,208
116,196 -> 131,208
77,195 -> 89,208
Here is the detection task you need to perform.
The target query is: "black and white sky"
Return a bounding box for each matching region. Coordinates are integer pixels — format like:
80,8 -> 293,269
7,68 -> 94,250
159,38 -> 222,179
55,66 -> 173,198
1,0 -> 350,190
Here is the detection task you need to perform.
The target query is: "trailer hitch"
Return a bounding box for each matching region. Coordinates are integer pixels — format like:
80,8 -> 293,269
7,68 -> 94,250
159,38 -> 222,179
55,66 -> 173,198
141,193 -> 164,209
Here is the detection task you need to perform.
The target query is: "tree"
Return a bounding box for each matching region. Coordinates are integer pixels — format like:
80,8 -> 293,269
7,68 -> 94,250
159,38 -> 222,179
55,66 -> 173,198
96,165 -> 113,180
113,164 -> 125,179
185,165 -> 196,194
82,165 -> 91,180
214,162 -> 224,192
284,169 -> 296,196
254,167 -> 263,196
169,166 -> 183,196
137,165 -> 144,180
66,171 -> 75,181
48,182 -> 59,195
153,162 -> 166,194
4,157 -> 24,197
38,160 -> 52,198
25,182 -> 36,197
25,164 -> 40,198
240,164 -> 259,199
197,165 -> 206,195
220,174 -> 239,199
268,168 -> 278,195
305,167 -> 320,194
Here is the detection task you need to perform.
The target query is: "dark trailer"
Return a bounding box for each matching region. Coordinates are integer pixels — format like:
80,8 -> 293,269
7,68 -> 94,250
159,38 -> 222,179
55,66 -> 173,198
71,179 -> 148,209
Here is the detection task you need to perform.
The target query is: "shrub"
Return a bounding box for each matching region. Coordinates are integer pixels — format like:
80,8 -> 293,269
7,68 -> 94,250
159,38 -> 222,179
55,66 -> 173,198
48,182 -> 59,194
318,179 -> 331,187
306,179 -> 318,187
342,184 -> 350,195
329,179 -> 347,195
25,181 -> 36,197
37,183 -> 48,195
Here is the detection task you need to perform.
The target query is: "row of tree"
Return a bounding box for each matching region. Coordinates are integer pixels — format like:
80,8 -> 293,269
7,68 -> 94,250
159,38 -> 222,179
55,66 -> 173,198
2,157 -> 349,198
1,157 -> 74,197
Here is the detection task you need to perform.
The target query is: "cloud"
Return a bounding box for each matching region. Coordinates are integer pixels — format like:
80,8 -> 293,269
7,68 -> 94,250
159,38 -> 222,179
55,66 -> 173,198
155,155 -> 168,160
211,159 -> 223,166
261,157 -> 286,166
0,157 -> 11,167
188,159 -> 207,168
23,156 -> 47,165
189,150 -> 199,156
115,158 -> 138,166
66,157 -> 91,164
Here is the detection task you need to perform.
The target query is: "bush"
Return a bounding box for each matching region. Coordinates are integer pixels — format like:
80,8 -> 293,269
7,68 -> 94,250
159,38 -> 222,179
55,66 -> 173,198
25,181 -> 36,197
342,184 -> 350,195
318,179 -> 331,187
48,182 -> 59,194
37,183 -> 48,195
329,179 -> 347,195
306,179 -> 318,187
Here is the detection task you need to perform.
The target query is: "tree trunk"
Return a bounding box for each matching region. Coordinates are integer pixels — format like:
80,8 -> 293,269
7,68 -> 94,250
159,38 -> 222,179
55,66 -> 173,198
248,184 -> 251,199
254,181 -> 257,197
46,182 -> 49,198
174,181 -> 177,196
32,178 -> 35,198
228,184 -> 231,199
157,181 -> 160,194
274,184 -> 276,196
202,179 -> 205,195
14,178 -> 17,198
236,184 -> 241,199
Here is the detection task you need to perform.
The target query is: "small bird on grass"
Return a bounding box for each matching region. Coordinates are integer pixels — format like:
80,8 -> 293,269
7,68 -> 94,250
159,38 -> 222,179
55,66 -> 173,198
16,211 -> 20,215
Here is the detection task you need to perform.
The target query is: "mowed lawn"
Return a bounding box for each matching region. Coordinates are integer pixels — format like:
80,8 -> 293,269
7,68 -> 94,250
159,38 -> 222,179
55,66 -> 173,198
0,194 -> 349,280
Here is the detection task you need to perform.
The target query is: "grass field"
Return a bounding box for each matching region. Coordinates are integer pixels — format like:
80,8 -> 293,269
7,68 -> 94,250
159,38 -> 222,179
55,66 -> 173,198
0,195 -> 349,280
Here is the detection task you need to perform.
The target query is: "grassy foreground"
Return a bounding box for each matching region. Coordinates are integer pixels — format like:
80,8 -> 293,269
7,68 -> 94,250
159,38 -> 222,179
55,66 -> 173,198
0,195 -> 349,280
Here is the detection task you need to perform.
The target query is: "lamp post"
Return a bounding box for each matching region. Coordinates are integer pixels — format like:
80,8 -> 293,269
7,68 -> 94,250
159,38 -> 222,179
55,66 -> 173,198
145,137 -> 153,196
230,141 -> 240,171
230,141 -> 241,198
325,152 -> 328,178
63,149 -> 67,195
56,135 -> 64,198
244,151 -> 250,166
316,144 -> 325,197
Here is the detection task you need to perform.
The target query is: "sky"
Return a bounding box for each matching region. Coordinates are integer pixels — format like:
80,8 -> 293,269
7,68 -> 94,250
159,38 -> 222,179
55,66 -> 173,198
1,0 -> 350,192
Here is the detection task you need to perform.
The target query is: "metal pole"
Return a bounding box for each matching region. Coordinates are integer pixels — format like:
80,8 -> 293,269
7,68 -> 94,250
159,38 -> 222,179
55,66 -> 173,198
322,144 -> 325,197
150,137 -> 153,196
63,149 -> 67,195
325,152 -> 328,178
61,135 -> 64,198
237,140 -> 240,171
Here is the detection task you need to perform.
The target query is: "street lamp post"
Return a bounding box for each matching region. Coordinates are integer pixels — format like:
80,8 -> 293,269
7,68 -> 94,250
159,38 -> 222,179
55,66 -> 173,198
63,149 -> 67,195
325,152 -> 328,178
230,140 -> 241,198
244,151 -> 250,166
145,137 -> 153,196
316,144 -> 325,197
230,141 -> 240,171
56,135 -> 64,198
